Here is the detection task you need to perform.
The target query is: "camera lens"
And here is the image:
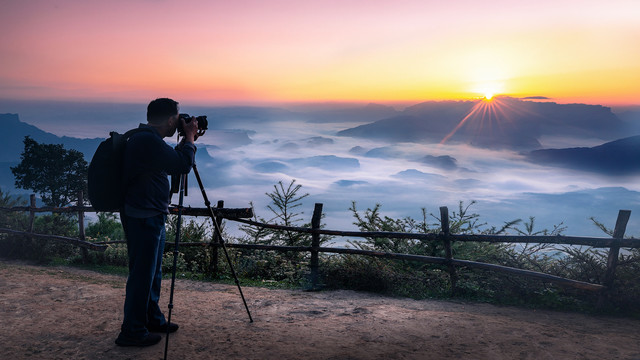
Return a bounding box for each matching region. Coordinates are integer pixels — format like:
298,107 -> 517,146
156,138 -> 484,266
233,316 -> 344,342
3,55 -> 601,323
177,114 -> 207,136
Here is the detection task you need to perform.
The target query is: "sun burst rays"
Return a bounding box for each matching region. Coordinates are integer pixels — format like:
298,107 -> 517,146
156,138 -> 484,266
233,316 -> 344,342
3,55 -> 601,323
439,97 -> 523,145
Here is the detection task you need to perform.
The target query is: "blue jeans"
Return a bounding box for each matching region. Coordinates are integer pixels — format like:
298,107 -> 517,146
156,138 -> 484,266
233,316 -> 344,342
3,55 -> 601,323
119,213 -> 168,339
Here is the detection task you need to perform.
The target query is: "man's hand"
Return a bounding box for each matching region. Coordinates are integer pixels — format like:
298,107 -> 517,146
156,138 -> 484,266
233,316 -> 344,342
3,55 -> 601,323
181,116 -> 199,144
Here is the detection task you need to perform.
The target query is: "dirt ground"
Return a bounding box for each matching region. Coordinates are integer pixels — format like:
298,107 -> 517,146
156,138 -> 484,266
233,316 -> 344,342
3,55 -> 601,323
1,260 -> 639,360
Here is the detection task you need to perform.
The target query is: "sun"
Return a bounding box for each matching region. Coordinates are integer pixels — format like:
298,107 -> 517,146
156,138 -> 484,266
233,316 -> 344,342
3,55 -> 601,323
473,81 -> 504,101
479,85 -> 499,100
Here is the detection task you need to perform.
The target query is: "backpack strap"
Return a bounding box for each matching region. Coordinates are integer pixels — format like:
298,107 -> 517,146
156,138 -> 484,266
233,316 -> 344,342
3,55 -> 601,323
109,127 -> 155,150
115,126 -> 155,141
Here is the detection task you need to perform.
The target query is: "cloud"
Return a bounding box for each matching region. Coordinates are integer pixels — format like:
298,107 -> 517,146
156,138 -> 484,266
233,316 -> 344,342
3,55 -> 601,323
253,161 -> 289,173
486,187 -> 640,237
289,155 -> 360,170
454,178 -> 484,188
205,130 -> 253,149
333,180 -> 368,187
521,96 -> 551,100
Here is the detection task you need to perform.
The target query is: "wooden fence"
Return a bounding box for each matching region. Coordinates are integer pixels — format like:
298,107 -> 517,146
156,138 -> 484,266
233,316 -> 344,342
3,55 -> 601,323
1,193 -> 638,301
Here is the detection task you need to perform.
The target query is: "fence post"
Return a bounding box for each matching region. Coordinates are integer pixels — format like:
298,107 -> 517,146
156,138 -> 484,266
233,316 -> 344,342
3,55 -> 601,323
599,210 -> 631,307
309,203 -> 323,290
78,191 -> 89,263
208,200 -> 223,278
440,206 -> 457,294
29,194 -> 36,233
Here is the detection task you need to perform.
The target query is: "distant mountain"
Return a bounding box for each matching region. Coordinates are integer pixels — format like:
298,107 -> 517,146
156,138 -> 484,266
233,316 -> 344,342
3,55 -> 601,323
364,147 -> 404,159
419,155 -> 458,170
300,103 -> 400,123
0,113 -> 102,162
0,113 -> 104,193
615,107 -> 640,134
526,135 -> 640,175
0,161 -> 18,190
337,97 -> 626,150
392,169 -> 446,181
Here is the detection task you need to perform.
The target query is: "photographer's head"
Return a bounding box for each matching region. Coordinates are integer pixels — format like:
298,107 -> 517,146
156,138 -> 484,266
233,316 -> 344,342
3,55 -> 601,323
146,97 -> 200,143
147,98 -> 179,138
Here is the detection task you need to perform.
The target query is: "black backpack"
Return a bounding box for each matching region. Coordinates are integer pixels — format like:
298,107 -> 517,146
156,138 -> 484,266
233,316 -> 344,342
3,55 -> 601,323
88,128 -> 152,211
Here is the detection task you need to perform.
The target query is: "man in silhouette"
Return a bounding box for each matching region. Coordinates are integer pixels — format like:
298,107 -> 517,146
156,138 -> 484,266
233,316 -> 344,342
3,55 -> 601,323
115,98 -> 199,347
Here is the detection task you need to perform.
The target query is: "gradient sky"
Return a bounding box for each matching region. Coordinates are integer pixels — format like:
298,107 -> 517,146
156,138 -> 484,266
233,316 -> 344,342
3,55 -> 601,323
1,0 -> 639,105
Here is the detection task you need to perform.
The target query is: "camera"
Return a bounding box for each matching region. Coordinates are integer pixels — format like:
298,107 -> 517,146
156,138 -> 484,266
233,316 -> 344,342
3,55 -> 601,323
178,113 -> 208,137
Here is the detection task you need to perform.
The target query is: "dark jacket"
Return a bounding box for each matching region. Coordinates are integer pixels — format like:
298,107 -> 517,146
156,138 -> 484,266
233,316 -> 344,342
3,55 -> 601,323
122,124 -> 196,218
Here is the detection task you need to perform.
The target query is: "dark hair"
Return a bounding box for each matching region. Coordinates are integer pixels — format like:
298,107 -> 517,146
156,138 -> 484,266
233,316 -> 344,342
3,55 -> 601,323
147,98 -> 179,124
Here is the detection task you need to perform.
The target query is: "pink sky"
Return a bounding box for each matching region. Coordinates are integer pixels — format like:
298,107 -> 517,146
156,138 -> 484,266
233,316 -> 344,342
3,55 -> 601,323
1,0 -> 638,105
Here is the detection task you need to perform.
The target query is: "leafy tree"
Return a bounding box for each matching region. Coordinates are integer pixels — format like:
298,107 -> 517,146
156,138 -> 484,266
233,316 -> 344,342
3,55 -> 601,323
0,187 -> 27,230
165,216 -> 214,274
0,186 -> 77,261
11,136 -> 88,207
8,137 -> 87,261
0,189 -> 29,257
85,212 -> 124,242
0,188 -> 29,258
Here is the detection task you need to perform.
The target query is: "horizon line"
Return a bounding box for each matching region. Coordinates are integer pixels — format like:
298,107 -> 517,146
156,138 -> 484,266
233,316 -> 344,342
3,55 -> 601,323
1,95 -> 639,110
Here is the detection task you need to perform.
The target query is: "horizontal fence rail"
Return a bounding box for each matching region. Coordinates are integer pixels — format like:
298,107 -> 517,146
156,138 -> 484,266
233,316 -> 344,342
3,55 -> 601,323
0,204 -> 254,218
0,228 -> 107,251
1,193 -> 637,298
222,218 -> 640,249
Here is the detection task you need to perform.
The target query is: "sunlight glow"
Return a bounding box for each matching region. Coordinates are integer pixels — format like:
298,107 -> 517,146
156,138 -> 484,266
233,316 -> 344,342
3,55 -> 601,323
473,80 -> 505,103
440,97 -> 511,145
0,1 -> 638,105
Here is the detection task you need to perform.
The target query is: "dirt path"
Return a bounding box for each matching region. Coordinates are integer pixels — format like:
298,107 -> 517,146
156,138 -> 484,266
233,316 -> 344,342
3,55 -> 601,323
1,260 -> 639,360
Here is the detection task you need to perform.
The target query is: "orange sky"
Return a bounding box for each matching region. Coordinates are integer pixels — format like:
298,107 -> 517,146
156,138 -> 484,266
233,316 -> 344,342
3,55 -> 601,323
1,0 -> 638,106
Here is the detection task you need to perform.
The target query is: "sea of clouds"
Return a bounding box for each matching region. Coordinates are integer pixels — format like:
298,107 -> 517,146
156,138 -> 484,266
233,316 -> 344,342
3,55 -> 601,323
3,99 -> 639,241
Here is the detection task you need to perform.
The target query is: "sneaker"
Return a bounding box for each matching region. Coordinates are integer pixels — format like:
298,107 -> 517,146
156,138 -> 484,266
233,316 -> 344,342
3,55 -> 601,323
147,322 -> 179,333
115,333 -> 162,347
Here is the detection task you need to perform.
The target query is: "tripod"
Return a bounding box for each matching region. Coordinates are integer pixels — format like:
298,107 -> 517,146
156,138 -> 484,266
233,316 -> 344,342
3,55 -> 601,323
164,163 -> 253,360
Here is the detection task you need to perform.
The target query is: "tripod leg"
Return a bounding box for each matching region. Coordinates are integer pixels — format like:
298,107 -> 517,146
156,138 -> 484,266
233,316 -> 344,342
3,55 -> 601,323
192,163 -> 253,323
164,173 -> 185,360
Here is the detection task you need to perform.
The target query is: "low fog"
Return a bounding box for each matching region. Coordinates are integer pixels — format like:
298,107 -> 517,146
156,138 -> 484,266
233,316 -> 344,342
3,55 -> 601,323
190,116 -> 639,238
1,98 -> 639,239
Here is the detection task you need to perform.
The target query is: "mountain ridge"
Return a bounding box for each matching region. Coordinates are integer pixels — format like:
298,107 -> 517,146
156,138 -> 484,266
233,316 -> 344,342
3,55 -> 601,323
0,113 -> 102,162
526,135 -> 640,176
337,97 -> 627,151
